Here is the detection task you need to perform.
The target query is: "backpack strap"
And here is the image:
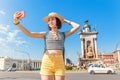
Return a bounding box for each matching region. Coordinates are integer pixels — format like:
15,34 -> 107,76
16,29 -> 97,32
44,32 -> 48,53
61,32 -> 66,60
61,32 -> 66,40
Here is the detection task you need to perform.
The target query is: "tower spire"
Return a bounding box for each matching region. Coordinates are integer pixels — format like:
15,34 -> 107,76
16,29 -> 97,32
83,20 -> 91,32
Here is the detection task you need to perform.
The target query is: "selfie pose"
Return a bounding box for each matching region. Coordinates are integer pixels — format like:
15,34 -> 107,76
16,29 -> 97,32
13,11 -> 80,80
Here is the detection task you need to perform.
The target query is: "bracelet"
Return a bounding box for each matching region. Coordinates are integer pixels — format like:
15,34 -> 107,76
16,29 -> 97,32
13,20 -> 20,25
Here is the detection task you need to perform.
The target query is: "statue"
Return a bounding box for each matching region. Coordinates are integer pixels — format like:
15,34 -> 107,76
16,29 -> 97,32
85,46 -> 95,59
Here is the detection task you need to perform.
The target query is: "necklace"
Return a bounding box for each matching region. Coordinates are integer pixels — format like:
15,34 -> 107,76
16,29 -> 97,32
51,31 -> 58,40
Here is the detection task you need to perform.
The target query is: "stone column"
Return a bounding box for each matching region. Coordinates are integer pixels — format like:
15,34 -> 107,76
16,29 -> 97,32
94,38 -> 98,58
81,38 -> 84,58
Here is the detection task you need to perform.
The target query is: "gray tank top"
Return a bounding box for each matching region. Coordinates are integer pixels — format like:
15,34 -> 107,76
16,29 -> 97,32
44,31 -> 65,50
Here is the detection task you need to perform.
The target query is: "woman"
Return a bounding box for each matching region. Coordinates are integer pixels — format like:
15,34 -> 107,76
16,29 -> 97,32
13,12 -> 80,80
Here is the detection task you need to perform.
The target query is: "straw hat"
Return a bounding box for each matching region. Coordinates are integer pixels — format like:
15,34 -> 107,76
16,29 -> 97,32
43,12 -> 64,23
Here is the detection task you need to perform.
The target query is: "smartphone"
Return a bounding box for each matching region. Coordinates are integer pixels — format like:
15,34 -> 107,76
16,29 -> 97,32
16,11 -> 25,19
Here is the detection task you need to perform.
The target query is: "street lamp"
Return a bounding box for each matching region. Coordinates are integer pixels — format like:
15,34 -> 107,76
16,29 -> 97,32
14,49 -> 31,70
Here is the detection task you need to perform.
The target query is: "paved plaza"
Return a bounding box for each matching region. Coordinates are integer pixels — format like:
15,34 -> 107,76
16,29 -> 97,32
0,71 -> 120,80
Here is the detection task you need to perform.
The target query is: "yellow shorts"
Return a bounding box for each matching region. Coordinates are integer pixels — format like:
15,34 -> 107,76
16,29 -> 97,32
40,53 -> 65,76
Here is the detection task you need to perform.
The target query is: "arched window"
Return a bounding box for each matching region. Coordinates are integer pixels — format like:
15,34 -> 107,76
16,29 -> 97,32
12,63 -> 16,68
87,40 -> 91,47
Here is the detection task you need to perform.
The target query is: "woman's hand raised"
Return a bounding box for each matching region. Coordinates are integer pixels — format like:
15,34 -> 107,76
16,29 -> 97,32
13,11 -> 25,25
13,11 -> 25,20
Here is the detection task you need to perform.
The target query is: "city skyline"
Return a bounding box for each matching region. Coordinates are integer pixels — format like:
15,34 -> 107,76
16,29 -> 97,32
0,0 -> 120,63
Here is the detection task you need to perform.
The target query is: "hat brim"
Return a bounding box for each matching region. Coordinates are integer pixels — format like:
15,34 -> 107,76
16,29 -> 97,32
44,14 -> 64,24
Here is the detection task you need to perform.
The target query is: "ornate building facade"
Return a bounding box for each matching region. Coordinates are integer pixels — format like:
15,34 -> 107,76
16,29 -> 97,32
77,20 -> 120,68
78,20 -> 98,60
97,49 -> 120,67
98,53 -> 115,66
0,56 -> 41,71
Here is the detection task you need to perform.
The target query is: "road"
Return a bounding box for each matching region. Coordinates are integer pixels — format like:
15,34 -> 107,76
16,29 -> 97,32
0,71 -> 40,80
66,72 -> 120,80
0,71 -> 120,80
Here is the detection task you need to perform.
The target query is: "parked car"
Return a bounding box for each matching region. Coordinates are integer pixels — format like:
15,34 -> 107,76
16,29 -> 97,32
7,67 -> 16,72
88,64 -> 115,74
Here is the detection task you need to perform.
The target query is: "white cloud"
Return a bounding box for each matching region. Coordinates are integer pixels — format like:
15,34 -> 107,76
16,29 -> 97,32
0,24 -> 26,44
0,10 -> 6,15
0,24 -> 27,58
0,24 -> 9,34
7,30 -> 20,42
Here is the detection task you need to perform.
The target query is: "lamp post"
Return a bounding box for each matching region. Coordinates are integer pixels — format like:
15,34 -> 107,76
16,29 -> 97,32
14,49 -> 31,70
20,43 -> 31,70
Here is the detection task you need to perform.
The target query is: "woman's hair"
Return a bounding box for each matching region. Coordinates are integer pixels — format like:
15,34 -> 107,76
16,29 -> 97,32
48,17 -> 62,30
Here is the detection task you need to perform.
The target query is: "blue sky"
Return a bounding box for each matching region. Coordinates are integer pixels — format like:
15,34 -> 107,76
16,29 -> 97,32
0,0 -> 120,64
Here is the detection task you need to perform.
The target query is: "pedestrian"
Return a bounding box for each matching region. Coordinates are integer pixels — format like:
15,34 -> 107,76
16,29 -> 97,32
13,11 -> 80,80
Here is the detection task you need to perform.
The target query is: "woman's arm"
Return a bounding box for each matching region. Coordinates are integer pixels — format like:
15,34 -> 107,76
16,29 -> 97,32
64,19 -> 80,37
13,12 -> 45,38
14,21 -> 45,38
